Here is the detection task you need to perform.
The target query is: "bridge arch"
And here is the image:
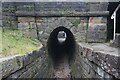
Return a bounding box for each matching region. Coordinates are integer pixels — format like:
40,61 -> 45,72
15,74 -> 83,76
38,17 -> 76,46
47,26 -> 76,65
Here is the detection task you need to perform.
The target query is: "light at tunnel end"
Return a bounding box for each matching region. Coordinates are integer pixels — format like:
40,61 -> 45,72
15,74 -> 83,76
57,31 -> 67,44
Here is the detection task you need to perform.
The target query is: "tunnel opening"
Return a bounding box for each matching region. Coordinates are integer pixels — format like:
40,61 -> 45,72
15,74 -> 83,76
47,26 -> 76,66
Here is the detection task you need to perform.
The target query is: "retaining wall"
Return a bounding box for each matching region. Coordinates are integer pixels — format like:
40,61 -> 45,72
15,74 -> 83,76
0,1 -> 2,26
0,43 -> 119,79
71,42 -> 120,79
0,47 -> 53,79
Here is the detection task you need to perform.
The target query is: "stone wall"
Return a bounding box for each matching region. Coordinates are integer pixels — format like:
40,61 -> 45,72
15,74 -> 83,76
2,2 -> 108,26
17,17 -> 38,39
110,34 -> 120,48
0,47 -> 54,79
0,1 -> 2,26
38,17 -> 88,45
87,17 -> 107,42
2,2 -> 109,43
0,42 -> 119,79
71,42 -> 120,79
38,16 -> 108,45
2,2 -> 17,27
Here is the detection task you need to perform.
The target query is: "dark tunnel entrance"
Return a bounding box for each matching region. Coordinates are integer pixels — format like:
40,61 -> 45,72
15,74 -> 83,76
47,26 -> 76,66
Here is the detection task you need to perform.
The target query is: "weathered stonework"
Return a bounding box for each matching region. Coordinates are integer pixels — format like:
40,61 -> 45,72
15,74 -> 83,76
1,2 -> 118,79
2,2 -> 109,43
88,2 -> 108,11
38,17 -> 88,45
71,43 -> 120,79
2,2 -> 17,27
0,1 -> 2,26
0,47 -> 54,79
37,16 -> 108,45
87,17 -> 107,42
111,34 -> 120,48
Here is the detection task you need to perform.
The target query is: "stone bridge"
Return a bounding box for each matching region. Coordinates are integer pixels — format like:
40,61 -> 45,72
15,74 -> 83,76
0,2 -> 120,79
0,34 -> 119,79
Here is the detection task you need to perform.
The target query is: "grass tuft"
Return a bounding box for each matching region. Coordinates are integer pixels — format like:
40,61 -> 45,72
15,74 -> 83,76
0,28 -> 42,58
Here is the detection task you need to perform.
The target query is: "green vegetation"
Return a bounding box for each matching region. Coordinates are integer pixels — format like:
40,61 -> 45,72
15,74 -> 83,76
0,28 -> 42,58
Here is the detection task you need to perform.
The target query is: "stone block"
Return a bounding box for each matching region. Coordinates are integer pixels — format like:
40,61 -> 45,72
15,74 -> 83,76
23,50 -> 41,67
105,54 -> 119,78
87,31 -> 107,42
88,2 -> 108,11
18,53 -> 45,78
113,34 -> 120,48
29,29 -> 38,39
33,58 -> 52,78
18,68 -> 32,78
88,17 -> 107,30
23,54 -> 32,67
99,2 -> 109,11
75,32 -> 86,42
0,54 -> 24,78
7,68 -> 26,78
80,61 -> 90,75
89,3 -> 100,11
18,22 -> 29,29
2,16 -> 15,20
88,24 -> 107,31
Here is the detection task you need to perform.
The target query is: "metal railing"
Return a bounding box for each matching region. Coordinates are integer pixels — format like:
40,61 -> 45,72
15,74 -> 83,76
111,3 -> 120,40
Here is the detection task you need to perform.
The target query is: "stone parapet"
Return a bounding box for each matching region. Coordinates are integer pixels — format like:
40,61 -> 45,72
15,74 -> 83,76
110,34 -> 120,48
0,47 -> 53,79
71,42 -> 120,79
